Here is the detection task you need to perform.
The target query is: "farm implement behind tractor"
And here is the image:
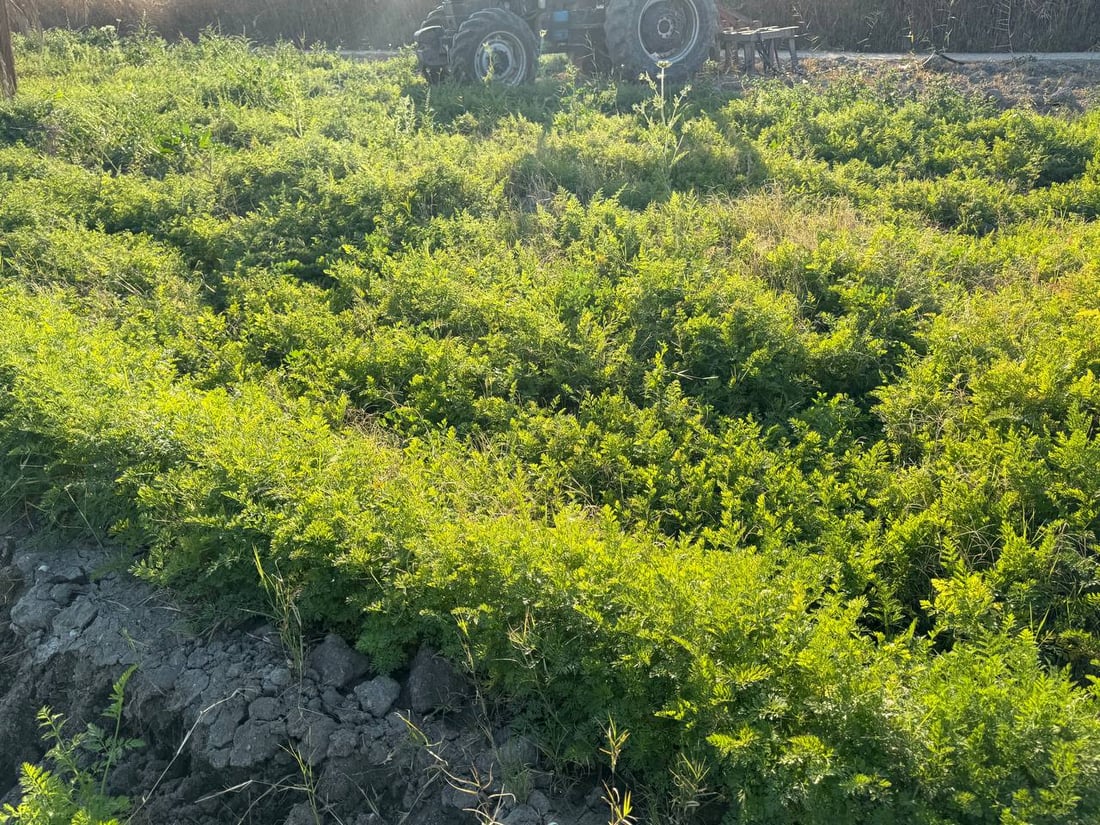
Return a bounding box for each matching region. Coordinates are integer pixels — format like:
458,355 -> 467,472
414,0 -> 798,85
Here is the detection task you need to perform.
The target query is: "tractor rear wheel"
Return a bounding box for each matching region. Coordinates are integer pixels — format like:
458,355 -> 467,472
450,8 -> 540,86
604,0 -> 717,82
415,5 -> 449,83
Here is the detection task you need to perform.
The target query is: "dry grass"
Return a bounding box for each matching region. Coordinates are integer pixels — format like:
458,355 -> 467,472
10,0 -> 436,48
9,0 -> 1100,51
738,0 -> 1100,51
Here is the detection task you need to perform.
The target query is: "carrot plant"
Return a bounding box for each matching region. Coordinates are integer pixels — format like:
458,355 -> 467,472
1,30 -> 1099,823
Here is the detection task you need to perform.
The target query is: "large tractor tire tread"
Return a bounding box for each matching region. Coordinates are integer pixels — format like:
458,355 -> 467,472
604,0 -> 717,82
418,4 -> 447,31
416,4 -> 450,83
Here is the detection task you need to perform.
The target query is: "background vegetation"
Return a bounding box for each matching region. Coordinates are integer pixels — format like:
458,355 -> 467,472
743,0 -> 1100,51
2,30 -> 1100,823
9,0 -> 1100,51
10,0 -> 426,48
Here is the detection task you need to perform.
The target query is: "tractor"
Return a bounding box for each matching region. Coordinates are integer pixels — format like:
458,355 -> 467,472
414,0 -> 720,85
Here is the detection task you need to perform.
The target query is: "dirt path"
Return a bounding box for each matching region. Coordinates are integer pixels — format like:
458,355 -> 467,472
806,51 -> 1100,62
339,49 -> 1100,63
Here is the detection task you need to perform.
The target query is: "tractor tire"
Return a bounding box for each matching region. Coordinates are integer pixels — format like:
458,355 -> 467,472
415,5 -> 449,83
604,0 -> 718,82
450,8 -> 540,86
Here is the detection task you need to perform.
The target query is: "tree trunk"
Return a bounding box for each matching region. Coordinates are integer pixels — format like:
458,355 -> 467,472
0,0 -> 15,98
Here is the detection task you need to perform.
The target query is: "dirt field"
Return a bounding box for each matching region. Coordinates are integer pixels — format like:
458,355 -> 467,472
794,53 -> 1100,113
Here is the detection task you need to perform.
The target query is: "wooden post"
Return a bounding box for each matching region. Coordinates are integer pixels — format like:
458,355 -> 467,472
0,0 -> 15,98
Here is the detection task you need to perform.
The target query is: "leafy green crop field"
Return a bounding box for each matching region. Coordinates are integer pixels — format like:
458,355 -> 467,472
2,31 -> 1100,824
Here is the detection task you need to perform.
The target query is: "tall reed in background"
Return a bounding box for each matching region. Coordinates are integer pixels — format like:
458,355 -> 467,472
739,0 -> 1100,51
10,0 -> 436,48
